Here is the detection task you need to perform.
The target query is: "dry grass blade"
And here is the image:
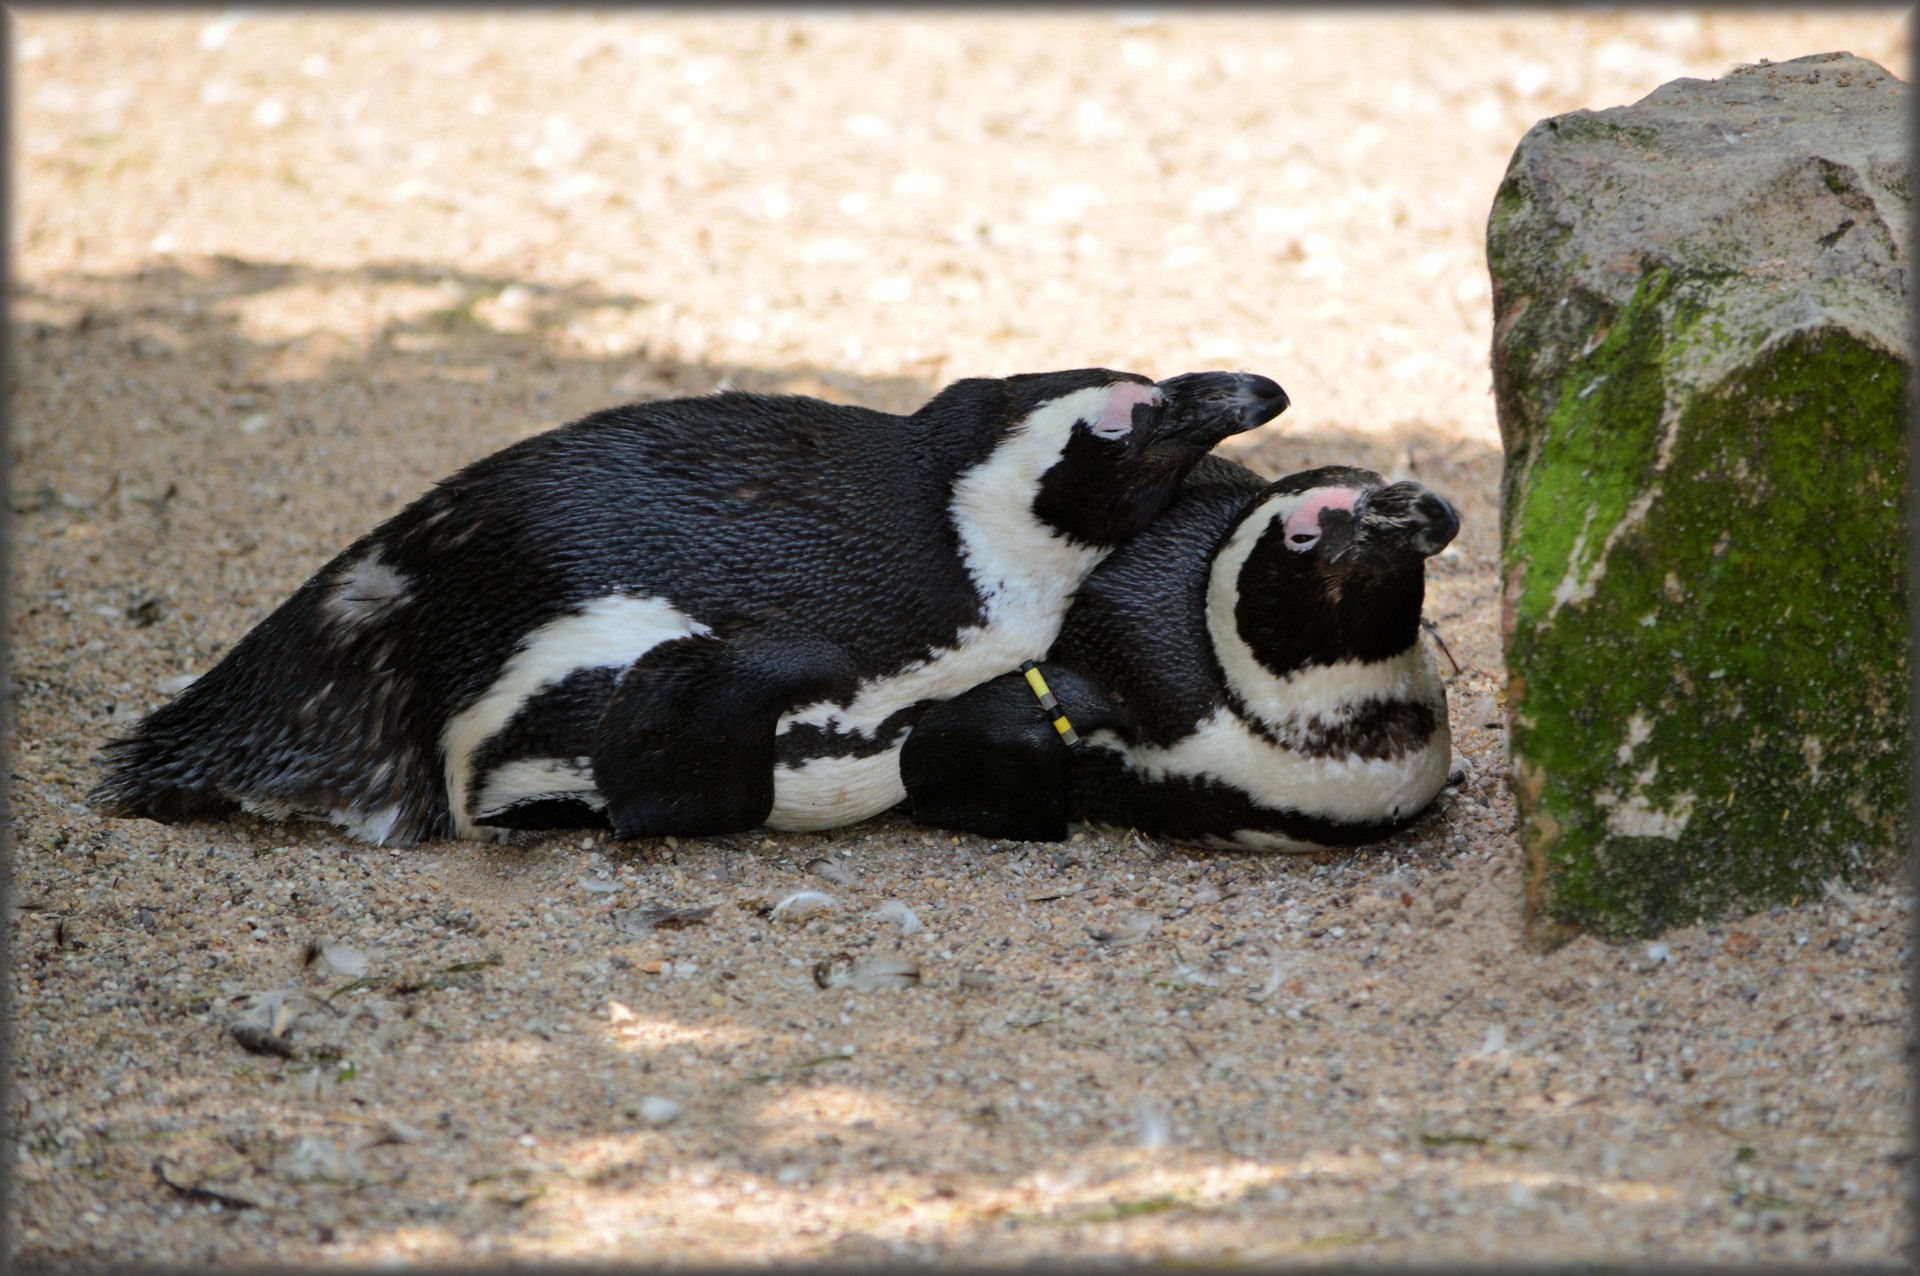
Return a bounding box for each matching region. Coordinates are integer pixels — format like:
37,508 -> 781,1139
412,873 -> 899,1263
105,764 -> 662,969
1251,948 -> 1287,1001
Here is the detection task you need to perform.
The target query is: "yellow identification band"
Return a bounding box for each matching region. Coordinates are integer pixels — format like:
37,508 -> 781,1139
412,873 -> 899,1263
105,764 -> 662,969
1019,661 -> 1081,747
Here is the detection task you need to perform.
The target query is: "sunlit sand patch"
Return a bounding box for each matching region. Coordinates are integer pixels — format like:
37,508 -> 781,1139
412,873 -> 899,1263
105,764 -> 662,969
1443,1158 -> 1677,1207
600,1007 -> 760,1053
231,279 -> 459,343
749,1081 -> 938,1153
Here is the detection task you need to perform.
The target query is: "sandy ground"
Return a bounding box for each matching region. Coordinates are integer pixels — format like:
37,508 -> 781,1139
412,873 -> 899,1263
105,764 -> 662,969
6,8 -> 1913,1267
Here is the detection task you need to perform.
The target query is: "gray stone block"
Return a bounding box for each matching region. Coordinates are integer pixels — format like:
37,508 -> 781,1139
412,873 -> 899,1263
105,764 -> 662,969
1487,53 -> 1910,940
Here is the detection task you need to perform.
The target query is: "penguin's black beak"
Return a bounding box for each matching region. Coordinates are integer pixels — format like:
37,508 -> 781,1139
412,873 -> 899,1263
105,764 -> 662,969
1154,371 -> 1290,444
1353,482 -> 1460,562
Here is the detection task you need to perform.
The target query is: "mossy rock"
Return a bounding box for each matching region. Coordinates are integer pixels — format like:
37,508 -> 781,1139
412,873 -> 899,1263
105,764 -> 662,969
1488,54 -> 1910,940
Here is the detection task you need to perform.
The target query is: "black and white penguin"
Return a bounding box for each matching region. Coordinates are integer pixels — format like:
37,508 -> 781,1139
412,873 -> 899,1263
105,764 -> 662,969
900,454 -> 1459,850
89,368 -> 1290,846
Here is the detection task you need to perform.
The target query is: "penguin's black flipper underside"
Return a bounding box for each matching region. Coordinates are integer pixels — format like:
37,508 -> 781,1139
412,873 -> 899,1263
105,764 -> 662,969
902,662 -> 1119,843
592,629 -> 858,840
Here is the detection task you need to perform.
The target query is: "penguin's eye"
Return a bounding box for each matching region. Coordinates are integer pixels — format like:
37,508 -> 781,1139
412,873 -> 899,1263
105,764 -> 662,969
1279,487 -> 1358,552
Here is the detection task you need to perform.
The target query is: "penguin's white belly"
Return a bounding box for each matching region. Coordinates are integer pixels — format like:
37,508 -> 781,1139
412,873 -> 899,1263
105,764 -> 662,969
766,747 -> 908,831
1099,706 -> 1449,821
449,542 -> 1097,837
466,742 -> 912,833
1095,643 -> 1453,852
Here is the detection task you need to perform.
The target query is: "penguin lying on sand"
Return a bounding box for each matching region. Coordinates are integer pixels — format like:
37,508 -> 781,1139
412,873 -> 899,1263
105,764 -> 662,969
900,455 -> 1458,850
90,368 -> 1290,846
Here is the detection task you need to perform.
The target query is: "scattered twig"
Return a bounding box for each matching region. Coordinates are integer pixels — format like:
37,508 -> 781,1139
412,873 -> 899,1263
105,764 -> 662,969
1422,618 -> 1463,676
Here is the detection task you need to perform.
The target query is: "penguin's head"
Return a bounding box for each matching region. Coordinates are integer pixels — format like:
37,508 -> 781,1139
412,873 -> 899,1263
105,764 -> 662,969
1214,466 -> 1460,673
1018,368 -> 1289,547
927,367 -> 1288,552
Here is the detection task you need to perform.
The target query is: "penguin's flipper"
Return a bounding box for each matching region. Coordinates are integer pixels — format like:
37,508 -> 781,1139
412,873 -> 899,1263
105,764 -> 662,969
592,629 -> 857,840
902,662 -> 1117,842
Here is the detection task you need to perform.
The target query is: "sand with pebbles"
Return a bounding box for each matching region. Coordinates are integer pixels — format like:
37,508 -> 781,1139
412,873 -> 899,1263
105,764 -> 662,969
6,9 -> 1911,1266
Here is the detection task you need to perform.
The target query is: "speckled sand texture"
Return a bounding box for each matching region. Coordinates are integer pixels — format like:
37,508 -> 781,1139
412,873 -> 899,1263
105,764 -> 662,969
7,10 -> 1912,1267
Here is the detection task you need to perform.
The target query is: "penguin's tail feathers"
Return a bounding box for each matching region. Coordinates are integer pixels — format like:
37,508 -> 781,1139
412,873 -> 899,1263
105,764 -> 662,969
84,669 -> 442,847
86,730 -> 244,825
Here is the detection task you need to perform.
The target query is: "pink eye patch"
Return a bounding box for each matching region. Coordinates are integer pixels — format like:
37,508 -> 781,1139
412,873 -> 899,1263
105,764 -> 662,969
1282,487 -> 1360,548
1090,384 -> 1163,440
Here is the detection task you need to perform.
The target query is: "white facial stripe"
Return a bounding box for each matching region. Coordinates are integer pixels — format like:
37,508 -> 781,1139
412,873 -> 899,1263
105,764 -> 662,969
441,594 -> 708,838
945,381 -> 1139,603
1206,492 -> 1289,699
1208,488 -> 1438,725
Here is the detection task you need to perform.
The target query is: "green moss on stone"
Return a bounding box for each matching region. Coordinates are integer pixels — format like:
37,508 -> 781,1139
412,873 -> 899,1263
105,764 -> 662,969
1507,316 -> 1910,937
1550,115 -> 1663,149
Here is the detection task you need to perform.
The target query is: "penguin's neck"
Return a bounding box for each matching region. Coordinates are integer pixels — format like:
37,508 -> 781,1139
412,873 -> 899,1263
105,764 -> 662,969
1204,543 -> 1436,734
946,421 -> 1111,623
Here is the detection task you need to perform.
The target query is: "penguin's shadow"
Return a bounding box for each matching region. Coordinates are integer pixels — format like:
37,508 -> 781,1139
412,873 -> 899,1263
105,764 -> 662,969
12,253 -> 1515,1260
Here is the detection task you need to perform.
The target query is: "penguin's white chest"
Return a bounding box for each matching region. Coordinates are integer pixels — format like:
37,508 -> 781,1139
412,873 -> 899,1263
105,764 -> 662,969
1100,644 -> 1453,851
766,749 -> 909,831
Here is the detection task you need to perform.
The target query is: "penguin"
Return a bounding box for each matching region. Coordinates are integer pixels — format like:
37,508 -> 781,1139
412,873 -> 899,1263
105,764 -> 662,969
89,368 -> 1290,846
899,454 -> 1459,850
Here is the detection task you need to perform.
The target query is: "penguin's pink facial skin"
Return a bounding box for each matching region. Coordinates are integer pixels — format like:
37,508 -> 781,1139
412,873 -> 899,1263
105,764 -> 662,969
1281,488 -> 1361,551
1089,384 -> 1164,441
1027,369 -> 1287,550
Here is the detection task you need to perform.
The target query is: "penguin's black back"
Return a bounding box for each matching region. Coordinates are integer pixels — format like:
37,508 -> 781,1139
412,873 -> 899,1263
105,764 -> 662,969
385,393 -> 995,706
93,391 -> 1006,840
1047,452 -> 1264,747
